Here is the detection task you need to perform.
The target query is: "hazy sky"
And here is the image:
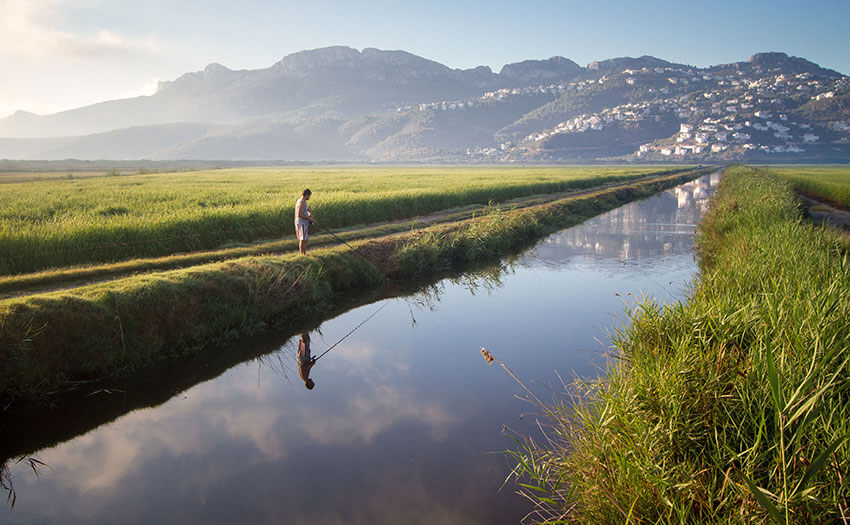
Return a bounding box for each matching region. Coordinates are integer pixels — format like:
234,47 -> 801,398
2,0 -> 848,118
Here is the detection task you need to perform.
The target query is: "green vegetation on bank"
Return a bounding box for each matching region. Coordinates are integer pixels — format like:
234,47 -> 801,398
511,165 -> 849,523
0,165 -> 688,275
0,168 -> 705,404
768,165 -> 850,208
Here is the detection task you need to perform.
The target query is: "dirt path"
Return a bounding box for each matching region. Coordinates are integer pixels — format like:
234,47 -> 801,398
1,169 -> 710,299
797,193 -> 850,231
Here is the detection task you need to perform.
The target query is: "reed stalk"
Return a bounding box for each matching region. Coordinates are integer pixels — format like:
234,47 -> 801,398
508,165 -> 850,523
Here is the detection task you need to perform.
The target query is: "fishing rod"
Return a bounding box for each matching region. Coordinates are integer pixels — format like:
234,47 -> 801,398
315,222 -> 358,252
314,222 -> 379,266
313,302 -> 388,362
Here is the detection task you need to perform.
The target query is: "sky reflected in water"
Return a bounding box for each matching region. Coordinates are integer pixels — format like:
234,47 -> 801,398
2,173 -> 719,524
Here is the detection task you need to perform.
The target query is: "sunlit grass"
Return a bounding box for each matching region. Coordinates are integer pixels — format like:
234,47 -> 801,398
0,171 -> 115,184
766,165 -> 850,208
0,165 -> 688,274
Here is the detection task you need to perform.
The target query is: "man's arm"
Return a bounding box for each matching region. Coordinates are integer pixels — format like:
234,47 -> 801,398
297,200 -> 312,221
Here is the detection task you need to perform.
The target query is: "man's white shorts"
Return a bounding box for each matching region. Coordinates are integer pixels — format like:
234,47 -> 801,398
295,222 -> 309,241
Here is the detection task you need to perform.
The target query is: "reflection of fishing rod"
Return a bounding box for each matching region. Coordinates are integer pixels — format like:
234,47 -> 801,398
314,302 -> 388,362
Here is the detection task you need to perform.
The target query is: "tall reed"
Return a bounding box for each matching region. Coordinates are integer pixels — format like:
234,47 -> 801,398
509,165 -> 850,523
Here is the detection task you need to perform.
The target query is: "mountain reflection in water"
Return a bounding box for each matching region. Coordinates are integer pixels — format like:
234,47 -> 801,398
2,173 -> 719,525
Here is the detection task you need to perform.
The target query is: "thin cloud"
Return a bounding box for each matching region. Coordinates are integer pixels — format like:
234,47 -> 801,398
66,28 -> 162,58
0,0 -> 162,60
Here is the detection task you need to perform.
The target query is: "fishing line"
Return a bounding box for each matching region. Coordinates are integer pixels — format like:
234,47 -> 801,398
314,302 -> 388,362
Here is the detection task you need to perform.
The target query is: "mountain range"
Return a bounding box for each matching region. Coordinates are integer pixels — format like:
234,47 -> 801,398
1,46 -> 848,162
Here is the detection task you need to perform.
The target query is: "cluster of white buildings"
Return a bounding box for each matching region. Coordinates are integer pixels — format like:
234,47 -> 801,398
645,109 -> 825,157
465,146 -> 503,159
624,70 -> 847,158
453,61 -> 848,160
396,82 -> 571,114
522,95 -> 693,145
639,112 -> 824,158
522,66 -> 845,154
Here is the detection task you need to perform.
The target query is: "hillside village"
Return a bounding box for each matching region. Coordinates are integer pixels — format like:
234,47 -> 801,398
398,60 -> 850,162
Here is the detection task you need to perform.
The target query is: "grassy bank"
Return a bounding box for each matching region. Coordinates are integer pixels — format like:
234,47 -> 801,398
511,165 -> 849,523
0,165 -> 686,275
0,169 -> 706,405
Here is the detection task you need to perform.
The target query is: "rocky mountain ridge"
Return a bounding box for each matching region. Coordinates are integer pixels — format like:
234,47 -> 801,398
0,47 -> 847,162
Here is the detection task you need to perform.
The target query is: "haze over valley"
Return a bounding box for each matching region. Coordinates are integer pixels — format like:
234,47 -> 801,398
1,47 -> 848,163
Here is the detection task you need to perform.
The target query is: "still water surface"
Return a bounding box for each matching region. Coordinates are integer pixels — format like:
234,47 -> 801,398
3,173 -> 718,524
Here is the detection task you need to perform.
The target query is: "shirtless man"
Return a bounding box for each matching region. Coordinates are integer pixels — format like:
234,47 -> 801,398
294,189 -> 314,255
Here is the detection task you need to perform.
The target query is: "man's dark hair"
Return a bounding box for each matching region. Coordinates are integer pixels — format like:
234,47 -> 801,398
302,188 -> 311,196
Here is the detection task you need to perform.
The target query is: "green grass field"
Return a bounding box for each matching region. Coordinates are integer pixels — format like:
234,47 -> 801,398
0,165 -> 687,275
766,165 -> 850,208
0,171 -> 126,184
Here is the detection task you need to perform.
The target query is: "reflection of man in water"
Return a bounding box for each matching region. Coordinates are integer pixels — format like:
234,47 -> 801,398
297,333 -> 317,390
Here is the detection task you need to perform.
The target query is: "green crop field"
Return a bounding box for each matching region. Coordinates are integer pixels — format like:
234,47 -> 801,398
766,165 -> 850,208
0,165 -> 687,275
0,171 -> 121,184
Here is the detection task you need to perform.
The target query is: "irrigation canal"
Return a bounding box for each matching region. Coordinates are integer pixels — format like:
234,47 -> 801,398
3,172 -> 720,524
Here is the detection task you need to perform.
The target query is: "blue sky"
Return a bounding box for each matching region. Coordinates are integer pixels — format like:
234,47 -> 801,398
2,0 -> 848,118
